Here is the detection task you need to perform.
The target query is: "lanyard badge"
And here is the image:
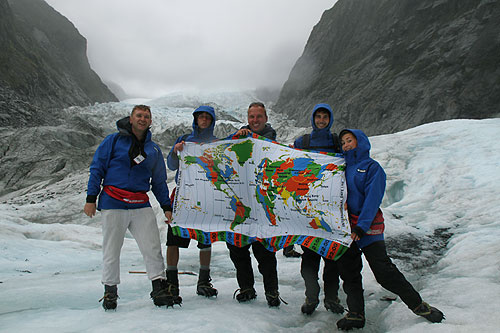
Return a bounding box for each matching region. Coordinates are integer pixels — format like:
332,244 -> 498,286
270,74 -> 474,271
134,154 -> 145,164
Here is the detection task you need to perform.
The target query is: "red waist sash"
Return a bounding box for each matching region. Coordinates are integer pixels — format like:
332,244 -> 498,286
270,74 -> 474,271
349,209 -> 385,235
103,185 -> 149,204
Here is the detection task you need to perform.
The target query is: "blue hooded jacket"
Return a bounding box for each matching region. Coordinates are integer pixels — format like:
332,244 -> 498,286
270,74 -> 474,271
86,116 -> 171,211
293,103 -> 338,153
342,129 -> 386,248
167,106 -> 217,181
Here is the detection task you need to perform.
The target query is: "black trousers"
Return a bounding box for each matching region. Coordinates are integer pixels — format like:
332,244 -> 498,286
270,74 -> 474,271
300,246 -> 340,301
226,242 -> 278,293
337,241 -> 422,314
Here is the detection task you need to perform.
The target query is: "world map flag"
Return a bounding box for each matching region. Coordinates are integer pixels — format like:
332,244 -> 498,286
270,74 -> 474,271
171,134 -> 352,260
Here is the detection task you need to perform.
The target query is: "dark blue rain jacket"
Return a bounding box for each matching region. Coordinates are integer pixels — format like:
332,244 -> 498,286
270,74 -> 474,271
342,129 -> 386,248
167,106 -> 217,182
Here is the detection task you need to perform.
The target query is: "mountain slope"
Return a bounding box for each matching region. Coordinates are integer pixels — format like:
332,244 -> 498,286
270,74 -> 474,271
275,0 -> 500,135
0,0 -> 117,127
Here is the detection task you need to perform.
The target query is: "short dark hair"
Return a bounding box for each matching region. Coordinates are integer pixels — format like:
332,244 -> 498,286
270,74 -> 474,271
131,104 -> 151,115
339,129 -> 354,140
248,102 -> 267,117
314,108 -> 330,116
248,102 -> 265,109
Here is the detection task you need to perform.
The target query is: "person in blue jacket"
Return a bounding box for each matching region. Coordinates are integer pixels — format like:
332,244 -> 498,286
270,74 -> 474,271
84,105 -> 174,310
335,129 -> 444,330
165,105 -> 218,303
293,103 -> 344,315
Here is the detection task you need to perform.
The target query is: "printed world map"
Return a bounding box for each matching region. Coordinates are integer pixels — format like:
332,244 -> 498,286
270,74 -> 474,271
171,136 -> 351,253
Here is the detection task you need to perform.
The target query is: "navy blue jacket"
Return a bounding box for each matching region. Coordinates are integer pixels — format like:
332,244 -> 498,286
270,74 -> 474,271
167,106 -> 217,182
293,103 -> 338,153
342,129 -> 386,248
86,117 -> 171,211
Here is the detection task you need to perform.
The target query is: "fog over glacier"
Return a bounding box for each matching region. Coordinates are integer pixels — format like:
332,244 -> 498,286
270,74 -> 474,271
43,0 -> 336,98
1,93 -> 499,332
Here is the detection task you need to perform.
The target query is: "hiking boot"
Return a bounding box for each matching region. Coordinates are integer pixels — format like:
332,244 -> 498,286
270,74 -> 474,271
166,270 -> 183,305
413,302 -> 445,323
197,269 -> 218,297
233,288 -> 257,303
325,297 -> 344,314
283,246 -> 301,258
150,279 -> 181,307
265,290 -> 287,307
99,285 -> 118,311
167,281 -> 183,305
336,312 -> 365,331
301,297 -> 319,315
197,279 -> 218,297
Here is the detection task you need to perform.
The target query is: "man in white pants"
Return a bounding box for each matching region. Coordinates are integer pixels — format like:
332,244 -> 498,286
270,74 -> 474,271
84,104 -> 174,310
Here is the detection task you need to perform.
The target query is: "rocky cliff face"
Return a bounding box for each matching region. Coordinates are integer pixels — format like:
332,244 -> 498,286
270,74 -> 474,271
0,115 -> 104,196
0,0 -> 119,195
0,0 -> 117,127
274,0 -> 500,135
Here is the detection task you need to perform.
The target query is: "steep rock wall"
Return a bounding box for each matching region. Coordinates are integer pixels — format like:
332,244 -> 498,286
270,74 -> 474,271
275,0 -> 500,135
0,0 -> 117,127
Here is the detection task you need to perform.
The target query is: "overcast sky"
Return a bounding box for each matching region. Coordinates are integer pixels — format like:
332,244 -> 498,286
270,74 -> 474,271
44,0 -> 336,98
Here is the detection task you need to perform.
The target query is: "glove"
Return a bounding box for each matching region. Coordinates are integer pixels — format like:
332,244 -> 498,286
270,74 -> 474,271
352,226 -> 366,239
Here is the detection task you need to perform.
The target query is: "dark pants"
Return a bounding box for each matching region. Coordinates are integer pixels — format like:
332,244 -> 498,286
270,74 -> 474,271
300,246 -> 340,301
227,242 -> 278,293
166,224 -> 211,249
337,241 -> 422,315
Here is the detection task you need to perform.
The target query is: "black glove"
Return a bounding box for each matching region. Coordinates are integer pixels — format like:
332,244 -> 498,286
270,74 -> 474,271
352,226 -> 366,239
161,205 -> 173,213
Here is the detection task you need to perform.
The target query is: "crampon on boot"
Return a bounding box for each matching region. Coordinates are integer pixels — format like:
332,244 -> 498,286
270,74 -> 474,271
99,285 -> 118,311
197,279 -> 218,297
325,296 -> 345,314
301,297 -> 319,315
336,312 -> 365,331
233,288 -> 257,303
166,270 -> 183,305
265,290 -> 287,307
413,302 -> 445,323
197,269 -> 218,297
150,279 -> 181,307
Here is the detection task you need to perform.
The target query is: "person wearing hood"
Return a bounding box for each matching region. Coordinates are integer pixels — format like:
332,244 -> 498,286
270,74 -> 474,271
227,102 -> 282,307
84,105 -> 174,310
335,129 -> 444,330
292,103 -> 344,316
165,105 -> 218,303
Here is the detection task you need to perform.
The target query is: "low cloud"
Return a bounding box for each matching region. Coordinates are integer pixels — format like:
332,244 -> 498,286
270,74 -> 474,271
45,0 -> 335,98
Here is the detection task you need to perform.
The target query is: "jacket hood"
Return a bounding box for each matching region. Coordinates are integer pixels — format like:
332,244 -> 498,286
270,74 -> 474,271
116,116 -> 152,141
311,103 -> 334,132
191,105 -> 217,141
340,128 -> 370,163
116,116 -> 132,134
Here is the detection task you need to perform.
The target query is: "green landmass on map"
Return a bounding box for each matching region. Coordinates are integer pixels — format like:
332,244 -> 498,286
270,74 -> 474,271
184,144 -> 252,230
228,140 -> 254,166
182,140 -> 342,232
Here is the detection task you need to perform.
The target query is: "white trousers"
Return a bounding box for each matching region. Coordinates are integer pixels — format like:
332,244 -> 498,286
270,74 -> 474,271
101,207 -> 165,285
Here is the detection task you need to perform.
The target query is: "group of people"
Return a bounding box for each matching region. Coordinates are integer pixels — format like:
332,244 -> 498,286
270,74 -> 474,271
84,102 -> 444,330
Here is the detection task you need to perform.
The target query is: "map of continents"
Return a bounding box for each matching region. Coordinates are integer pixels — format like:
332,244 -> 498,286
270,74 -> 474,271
172,136 -> 349,244
183,140 -> 253,230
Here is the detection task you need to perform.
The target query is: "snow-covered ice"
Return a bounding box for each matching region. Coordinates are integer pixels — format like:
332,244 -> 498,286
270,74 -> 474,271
1,100 -> 499,332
